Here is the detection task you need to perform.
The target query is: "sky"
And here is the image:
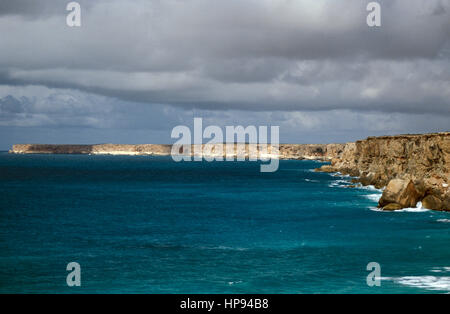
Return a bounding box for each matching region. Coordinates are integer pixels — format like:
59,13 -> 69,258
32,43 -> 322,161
0,0 -> 449,149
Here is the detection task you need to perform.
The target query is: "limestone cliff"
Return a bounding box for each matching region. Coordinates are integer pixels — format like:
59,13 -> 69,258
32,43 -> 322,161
10,143 -> 345,160
10,144 -> 172,156
12,133 -> 448,211
317,132 -> 450,211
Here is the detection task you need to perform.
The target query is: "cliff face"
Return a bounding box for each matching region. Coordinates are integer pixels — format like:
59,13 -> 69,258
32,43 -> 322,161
279,144 -> 346,160
10,144 -> 173,156
11,144 -> 94,154
317,133 -> 450,211
10,143 -> 345,160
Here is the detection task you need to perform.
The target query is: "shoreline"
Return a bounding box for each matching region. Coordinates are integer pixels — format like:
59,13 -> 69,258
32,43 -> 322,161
8,143 -> 345,161
8,132 -> 450,212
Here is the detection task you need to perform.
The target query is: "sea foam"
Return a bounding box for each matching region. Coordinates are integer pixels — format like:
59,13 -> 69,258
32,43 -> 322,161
364,194 -> 382,202
382,276 -> 450,292
369,202 -> 429,213
395,202 -> 429,213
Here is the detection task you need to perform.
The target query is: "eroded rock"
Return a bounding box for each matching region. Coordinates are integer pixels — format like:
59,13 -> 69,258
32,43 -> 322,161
422,195 -> 443,210
315,165 -> 336,173
378,179 -> 420,209
382,203 -> 403,211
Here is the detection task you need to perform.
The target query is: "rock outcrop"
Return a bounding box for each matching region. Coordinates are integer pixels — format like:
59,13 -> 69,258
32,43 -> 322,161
378,179 -> 420,209
382,203 -> 404,211
422,195 -> 443,211
316,132 -> 449,211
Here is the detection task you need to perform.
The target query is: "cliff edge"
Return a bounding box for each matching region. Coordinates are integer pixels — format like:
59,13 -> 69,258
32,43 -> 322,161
10,143 -> 345,161
316,132 -> 450,211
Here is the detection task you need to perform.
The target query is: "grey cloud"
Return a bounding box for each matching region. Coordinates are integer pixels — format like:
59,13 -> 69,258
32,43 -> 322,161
2,0 -> 449,71
2,57 -> 449,115
0,95 -> 30,113
1,90 -> 448,145
0,93 -> 108,127
0,0 -> 448,129
0,0 -> 94,18
0,92 -> 185,130
433,0 -> 448,15
0,0 -> 59,17
0,85 -> 449,150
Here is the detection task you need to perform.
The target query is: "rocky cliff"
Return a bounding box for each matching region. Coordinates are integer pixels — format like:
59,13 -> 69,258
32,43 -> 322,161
10,144 -> 173,156
316,133 -> 450,211
10,143 -> 345,160
12,134 -> 448,211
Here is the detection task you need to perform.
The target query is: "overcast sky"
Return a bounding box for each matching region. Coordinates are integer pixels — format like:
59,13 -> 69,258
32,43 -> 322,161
0,0 -> 449,149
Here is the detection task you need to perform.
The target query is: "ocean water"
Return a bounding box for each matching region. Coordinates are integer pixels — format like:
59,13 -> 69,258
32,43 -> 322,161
0,152 -> 449,294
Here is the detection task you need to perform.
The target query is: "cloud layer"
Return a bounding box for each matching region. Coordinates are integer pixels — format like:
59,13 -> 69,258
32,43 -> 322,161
1,0 -> 449,112
0,0 -> 449,148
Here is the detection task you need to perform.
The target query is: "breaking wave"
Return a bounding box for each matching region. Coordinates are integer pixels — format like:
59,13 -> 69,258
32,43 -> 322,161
364,194 -> 382,202
382,276 -> 450,292
369,202 -> 429,213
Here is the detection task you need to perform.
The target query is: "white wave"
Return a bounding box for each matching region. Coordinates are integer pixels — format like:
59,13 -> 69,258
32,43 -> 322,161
396,202 -> 429,212
369,202 -> 429,213
396,208 -> 429,213
328,180 -> 353,188
383,276 -> 450,292
228,280 -> 243,285
304,178 -> 319,183
364,194 -> 381,202
437,219 -> 450,223
356,184 -> 384,192
430,267 -> 450,273
336,174 -> 359,180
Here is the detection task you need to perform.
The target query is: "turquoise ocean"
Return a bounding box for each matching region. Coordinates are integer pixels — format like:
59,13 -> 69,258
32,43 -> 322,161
0,152 -> 449,293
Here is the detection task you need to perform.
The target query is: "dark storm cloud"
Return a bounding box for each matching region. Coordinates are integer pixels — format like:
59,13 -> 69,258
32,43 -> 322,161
0,0 -> 449,118
0,0 -> 57,16
0,0 -> 94,18
0,92 -> 184,129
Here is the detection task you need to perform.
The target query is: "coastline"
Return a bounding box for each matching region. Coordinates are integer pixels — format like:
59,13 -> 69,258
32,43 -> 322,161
8,132 -> 450,212
9,143 -> 345,161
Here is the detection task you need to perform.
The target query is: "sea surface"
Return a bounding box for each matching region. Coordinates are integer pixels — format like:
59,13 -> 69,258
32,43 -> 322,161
0,152 -> 449,293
